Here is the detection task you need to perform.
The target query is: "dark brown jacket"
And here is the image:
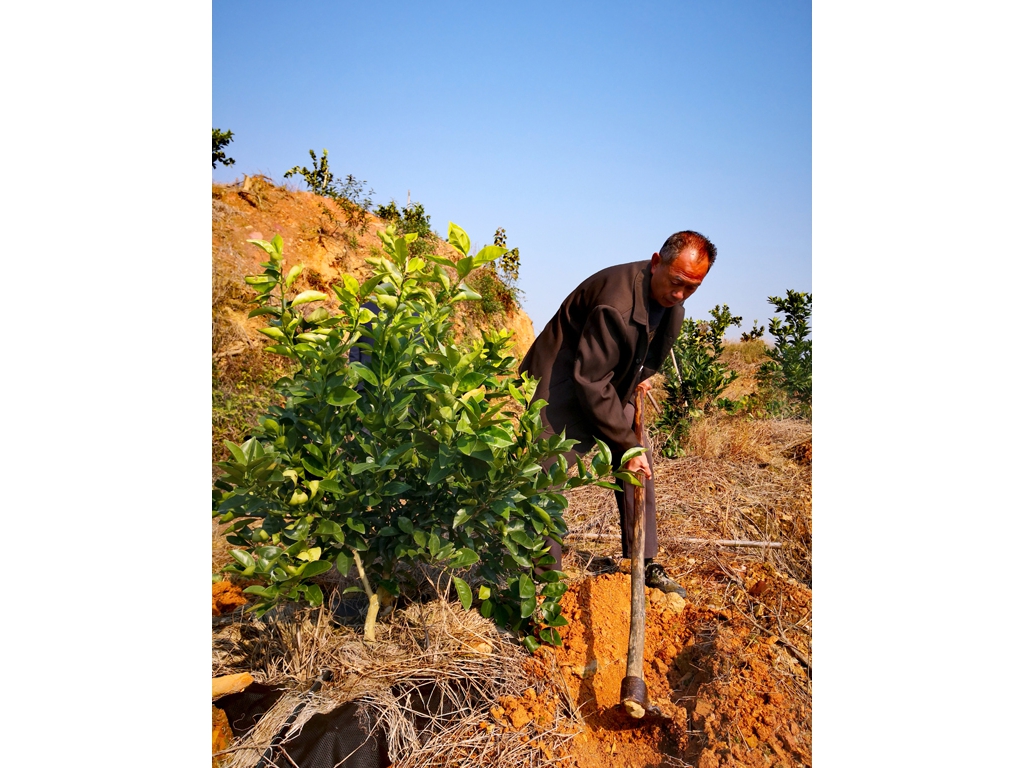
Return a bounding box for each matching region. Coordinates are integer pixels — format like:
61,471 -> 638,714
519,260 -> 685,453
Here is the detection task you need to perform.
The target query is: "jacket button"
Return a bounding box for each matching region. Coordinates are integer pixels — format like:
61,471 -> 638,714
635,358 -> 641,365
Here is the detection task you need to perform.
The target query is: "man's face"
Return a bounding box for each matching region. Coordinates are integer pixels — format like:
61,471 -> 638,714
649,247 -> 709,308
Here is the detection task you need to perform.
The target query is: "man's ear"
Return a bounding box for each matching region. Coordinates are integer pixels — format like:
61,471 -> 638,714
651,252 -> 661,268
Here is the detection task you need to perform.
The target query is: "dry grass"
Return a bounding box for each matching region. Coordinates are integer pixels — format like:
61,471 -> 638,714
214,596 -> 577,768
562,409 -> 811,587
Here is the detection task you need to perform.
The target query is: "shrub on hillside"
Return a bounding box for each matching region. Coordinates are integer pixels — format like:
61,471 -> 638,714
656,305 -> 742,456
285,149 -> 375,231
757,290 -> 812,416
213,128 -> 236,168
375,200 -> 435,257
212,224 -> 624,649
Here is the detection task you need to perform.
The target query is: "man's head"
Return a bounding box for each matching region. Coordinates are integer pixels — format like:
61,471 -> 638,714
649,231 -> 716,308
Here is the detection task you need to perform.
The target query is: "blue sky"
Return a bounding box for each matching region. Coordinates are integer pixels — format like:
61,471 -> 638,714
214,0 -> 810,337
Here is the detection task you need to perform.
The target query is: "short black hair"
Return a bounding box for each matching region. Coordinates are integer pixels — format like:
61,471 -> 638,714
660,231 -> 717,269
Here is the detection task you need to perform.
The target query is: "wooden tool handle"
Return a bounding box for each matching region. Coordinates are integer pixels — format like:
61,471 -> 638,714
621,386 -> 647,718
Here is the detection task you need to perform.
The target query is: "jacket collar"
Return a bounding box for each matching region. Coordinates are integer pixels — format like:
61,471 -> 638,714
632,261 -> 653,328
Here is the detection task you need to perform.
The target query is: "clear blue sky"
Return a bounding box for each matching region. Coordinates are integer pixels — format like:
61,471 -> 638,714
213,1 -> 810,337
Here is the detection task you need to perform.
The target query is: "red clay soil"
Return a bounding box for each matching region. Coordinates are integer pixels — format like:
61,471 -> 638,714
213,705 -> 232,767
212,580 -> 248,616
494,572 -> 810,767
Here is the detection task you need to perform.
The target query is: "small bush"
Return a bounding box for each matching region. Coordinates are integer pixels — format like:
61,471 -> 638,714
285,149 -> 375,231
656,305 -> 742,456
740,320 -> 765,342
465,228 -> 521,316
213,128 -> 235,168
757,290 -> 811,416
375,200 -> 436,258
212,224 -> 625,649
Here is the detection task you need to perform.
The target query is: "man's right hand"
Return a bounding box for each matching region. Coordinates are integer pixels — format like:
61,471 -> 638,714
624,452 -> 652,480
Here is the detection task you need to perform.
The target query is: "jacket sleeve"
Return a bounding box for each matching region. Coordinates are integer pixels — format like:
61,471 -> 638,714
572,305 -> 640,453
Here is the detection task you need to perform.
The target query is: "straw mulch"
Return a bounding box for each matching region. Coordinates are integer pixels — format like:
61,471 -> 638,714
562,414 -> 812,586
213,596 -> 578,768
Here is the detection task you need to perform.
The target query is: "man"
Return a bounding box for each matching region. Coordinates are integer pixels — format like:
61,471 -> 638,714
519,231 -> 716,595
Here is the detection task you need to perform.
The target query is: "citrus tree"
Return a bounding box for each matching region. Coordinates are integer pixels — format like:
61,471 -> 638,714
212,224 -> 623,649
656,304 -> 742,455
757,290 -> 812,416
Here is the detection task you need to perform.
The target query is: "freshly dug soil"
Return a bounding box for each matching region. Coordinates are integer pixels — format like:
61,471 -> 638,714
492,572 -> 810,767
213,580 -> 248,616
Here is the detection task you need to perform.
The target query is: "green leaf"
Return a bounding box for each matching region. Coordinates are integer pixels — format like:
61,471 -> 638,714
248,306 -> 282,318
522,636 -> 540,654
472,244 -> 505,267
518,573 -> 535,599
479,598 -> 493,618
396,516 -> 414,535
448,222 -> 471,255
305,583 -> 324,606
620,446 -> 647,464
318,478 -> 344,494
230,550 -> 255,569
614,471 -> 643,487
327,386 -> 360,407
538,627 -> 563,646
448,547 -> 480,569
510,530 -> 538,550
224,441 -> 247,465
301,560 -> 332,578
478,585 -> 491,601
247,239 -> 276,256
450,285 -> 482,303
258,327 -> 286,341
350,363 -> 379,387
335,551 -> 353,577
520,596 -> 537,618
291,290 -> 329,306
285,265 -> 303,288
456,256 -> 475,280
453,576 -> 473,610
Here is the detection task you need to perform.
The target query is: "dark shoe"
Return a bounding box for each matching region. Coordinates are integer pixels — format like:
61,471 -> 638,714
645,562 -> 687,597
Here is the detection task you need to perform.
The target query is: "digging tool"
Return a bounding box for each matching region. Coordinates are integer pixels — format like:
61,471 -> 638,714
620,385 -> 648,718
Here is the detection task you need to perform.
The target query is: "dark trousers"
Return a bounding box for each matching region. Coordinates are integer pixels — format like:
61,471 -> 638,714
542,401 -> 658,570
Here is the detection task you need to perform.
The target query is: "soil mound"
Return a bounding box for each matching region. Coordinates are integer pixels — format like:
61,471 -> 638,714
491,571 -> 810,767
213,580 -> 248,616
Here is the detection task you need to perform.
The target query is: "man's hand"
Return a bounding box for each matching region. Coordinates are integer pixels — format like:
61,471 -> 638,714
637,379 -> 653,397
624,452 -> 652,480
